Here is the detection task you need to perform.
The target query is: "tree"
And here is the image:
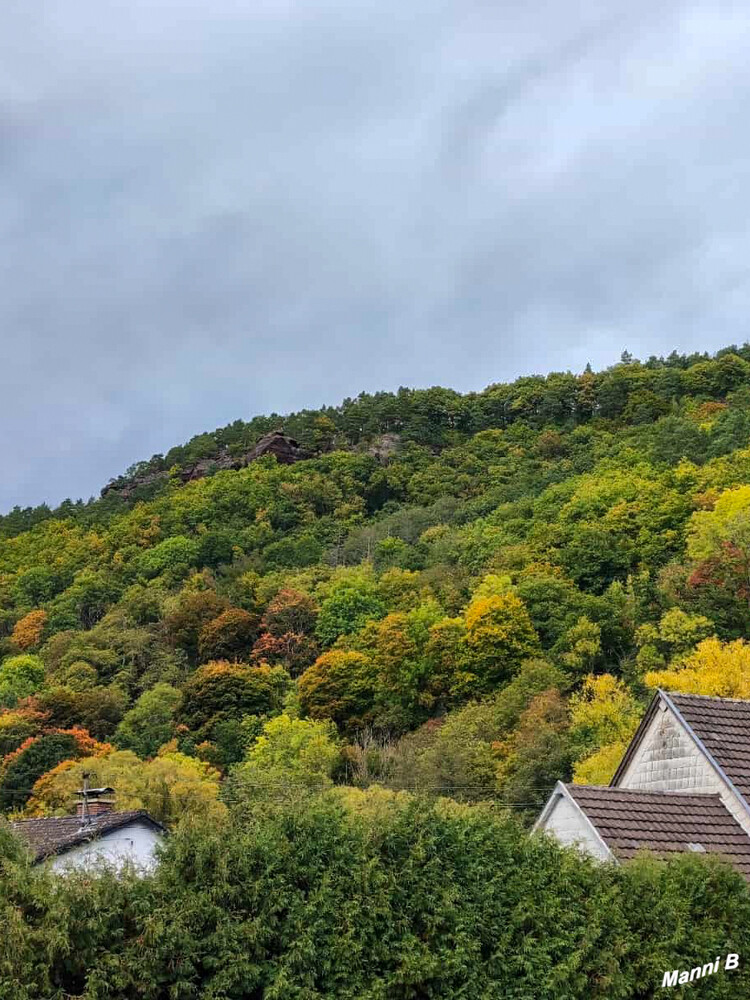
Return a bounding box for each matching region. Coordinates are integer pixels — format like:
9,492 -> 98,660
350,602 -> 446,730
315,578 -> 386,647
646,636 -> 750,698
0,655 -> 45,709
250,631 -> 319,676
464,594 -> 540,690
229,714 -> 341,802
0,707 -> 47,758
136,535 -> 199,580
114,683 -> 182,758
178,661 -> 286,735
569,674 -> 641,784
35,685 -> 128,741
162,590 -> 229,664
498,690 -> 574,821
11,610 -> 47,651
198,608 -> 260,663
298,650 -> 377,732
687,485 -> 750,611
261,588 -> 318,637
389,702 -> 503,801
553,616 -> 601,676
0,728 -> 109,810
635,607 -> 714,674
26,748 -> 226,825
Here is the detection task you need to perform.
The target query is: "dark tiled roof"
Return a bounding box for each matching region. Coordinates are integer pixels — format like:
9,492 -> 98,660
566,784 -> 750,879
667,692 -> 750,805
10,810 -> 165,862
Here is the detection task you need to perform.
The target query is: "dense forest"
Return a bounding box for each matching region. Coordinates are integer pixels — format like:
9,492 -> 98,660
4,345 -> 750,996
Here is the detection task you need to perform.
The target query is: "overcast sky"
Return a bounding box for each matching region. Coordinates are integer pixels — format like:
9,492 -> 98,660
2,1 -> 750,511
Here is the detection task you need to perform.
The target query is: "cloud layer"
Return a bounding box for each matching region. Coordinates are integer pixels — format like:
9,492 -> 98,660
2,0 -> 750,508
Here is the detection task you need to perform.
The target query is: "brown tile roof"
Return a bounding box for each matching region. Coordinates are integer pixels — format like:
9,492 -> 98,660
10,810 -> 165,862
566,784 -> 750,879
667,692 -> 750,804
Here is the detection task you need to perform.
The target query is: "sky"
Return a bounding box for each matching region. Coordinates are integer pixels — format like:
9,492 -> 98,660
2,1 -> 750,511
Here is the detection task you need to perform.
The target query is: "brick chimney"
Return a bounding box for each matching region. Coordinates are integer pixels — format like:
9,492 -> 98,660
75,775 -> 115,822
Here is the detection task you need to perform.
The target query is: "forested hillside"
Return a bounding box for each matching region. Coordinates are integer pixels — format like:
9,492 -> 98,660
6,346 -> 750,996
2,345 -> 750,824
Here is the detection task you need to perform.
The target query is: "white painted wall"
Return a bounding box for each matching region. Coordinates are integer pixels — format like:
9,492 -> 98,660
615,702 -> 750,836
539,793 -> 611,861
50,821 -> 163,873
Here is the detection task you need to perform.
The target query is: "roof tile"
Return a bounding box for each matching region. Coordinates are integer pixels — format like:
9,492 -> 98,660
10,810 -> 165,862
565,784 -> 750,879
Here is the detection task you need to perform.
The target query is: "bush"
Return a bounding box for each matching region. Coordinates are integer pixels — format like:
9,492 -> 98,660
2,792 -> 750,998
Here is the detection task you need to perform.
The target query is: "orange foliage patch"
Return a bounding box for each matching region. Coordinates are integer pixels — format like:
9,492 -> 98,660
11,610 -> 47,650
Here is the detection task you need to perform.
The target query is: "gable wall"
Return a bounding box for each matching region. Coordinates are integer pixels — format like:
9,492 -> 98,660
539,794 -> 611,861
50,821 -> 163,873
616,702 -> 750,836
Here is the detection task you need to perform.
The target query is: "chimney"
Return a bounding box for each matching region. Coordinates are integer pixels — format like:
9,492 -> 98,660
75,775 -> 115,822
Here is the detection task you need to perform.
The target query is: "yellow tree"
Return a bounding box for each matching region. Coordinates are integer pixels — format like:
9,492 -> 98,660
569,674 -> 641,785
464,593 -> 540,690
646,636 -> 750,698
26,748 -> 227,825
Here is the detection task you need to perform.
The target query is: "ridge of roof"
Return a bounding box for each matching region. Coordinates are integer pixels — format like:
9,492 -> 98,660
568,784 -> 722,800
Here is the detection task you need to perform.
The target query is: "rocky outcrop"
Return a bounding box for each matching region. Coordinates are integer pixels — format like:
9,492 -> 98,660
100,470 -> 169,500
366,433 -> 401,463
101,431 -> 307,499
244,430 -> 306,465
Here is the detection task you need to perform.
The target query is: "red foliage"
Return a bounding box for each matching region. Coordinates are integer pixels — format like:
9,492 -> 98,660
250,631 -> 319,676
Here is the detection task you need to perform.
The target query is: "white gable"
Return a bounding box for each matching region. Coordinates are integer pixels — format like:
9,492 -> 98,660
615,697 -> 750,837
50,820 -> 164,873
534,783 -> 612,861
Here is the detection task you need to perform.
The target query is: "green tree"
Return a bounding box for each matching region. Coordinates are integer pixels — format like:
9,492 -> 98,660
315,578 -> 386,647
0,655 -> 46,709
298,650 -> 377,732
114,683 -> 182,758
230,714 -> 341,802
179,661 -> 286,736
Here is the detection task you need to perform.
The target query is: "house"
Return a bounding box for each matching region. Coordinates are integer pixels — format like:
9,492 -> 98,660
534,689 -> 750,879
11,785 -> 166,872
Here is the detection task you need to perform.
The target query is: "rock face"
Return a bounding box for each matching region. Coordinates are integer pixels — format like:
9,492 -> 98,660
101,431 -> 307,499
244,430 -> 306,465
366,433 -> 401,463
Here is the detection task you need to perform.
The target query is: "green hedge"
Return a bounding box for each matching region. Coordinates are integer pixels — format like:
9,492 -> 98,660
1,793 -> 750,999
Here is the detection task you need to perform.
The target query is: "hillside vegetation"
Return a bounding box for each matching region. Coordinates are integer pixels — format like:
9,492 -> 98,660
6,346 -> 750,996
2,346 -> 750,823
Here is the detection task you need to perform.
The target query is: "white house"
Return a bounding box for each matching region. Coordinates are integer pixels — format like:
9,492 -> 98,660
535,690 -> 750,880
11,786 -> 166,872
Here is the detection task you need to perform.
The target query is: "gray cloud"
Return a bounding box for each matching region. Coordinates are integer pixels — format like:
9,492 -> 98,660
2,0 -> 750,509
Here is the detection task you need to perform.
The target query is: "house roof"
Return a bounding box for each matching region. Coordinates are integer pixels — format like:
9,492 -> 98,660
611,691 -> 750,813
10,810 -> 166,862
667,692 -> 750,804
565,784 -> 750,879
